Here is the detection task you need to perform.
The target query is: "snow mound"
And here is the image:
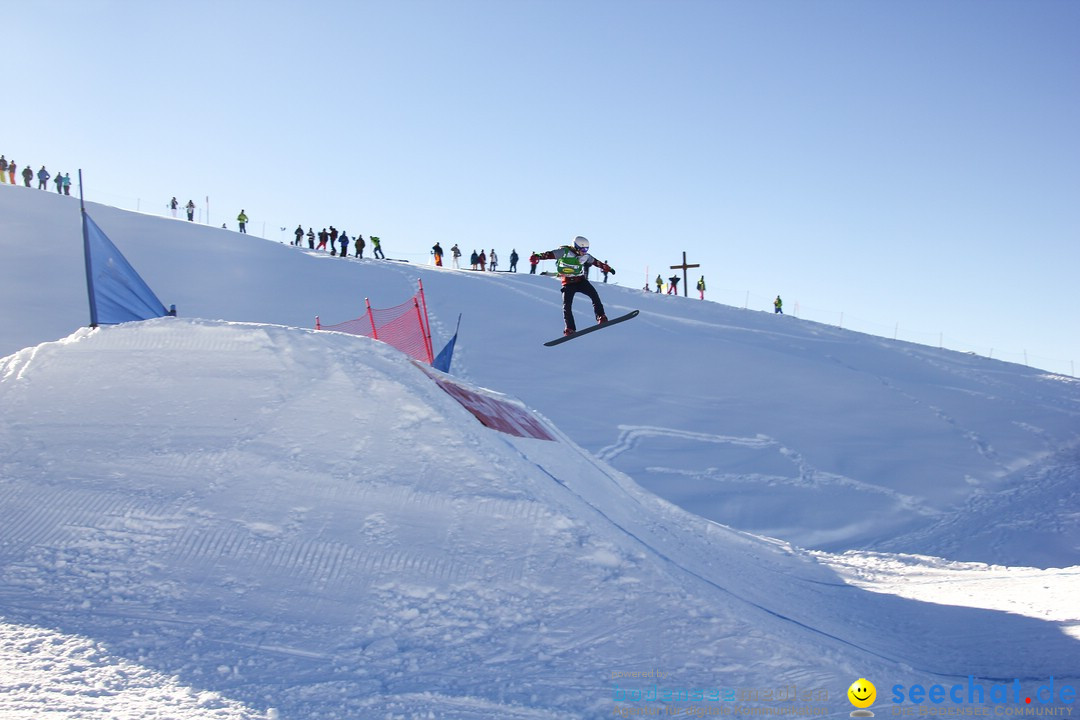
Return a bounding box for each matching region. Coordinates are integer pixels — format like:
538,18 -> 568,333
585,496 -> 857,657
1,319 -> 1077,717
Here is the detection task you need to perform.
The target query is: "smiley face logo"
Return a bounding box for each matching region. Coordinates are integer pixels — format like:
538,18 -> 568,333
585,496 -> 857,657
848,678 -> 876,709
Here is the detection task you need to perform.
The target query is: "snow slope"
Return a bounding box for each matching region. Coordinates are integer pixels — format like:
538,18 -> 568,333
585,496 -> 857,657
1,185 -> 1079,718
2,186 -> 1077,565
2,319 -> 1077,719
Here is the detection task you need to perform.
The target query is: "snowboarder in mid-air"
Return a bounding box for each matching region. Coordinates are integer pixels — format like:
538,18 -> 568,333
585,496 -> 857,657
531,236 -> 615,336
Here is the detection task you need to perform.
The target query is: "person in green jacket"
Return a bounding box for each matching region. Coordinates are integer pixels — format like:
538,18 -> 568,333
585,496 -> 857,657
237,210 -> 248,234
530,236 -> 615,336
697,276 -> 706,300
774,295 -> 783,314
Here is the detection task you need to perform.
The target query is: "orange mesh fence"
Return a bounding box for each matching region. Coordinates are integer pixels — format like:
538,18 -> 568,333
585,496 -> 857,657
370,298 -> 432,363
317,286 -> 434,364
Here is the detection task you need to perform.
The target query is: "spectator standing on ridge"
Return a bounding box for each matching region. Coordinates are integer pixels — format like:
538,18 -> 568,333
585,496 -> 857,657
489,249 -> 498,272
339,231 -> 350,258
774,295 -> 783,314
529,251 -> 539,274
0,156 -> 8,183
355,234 -> 365,258
509,249 -> 519,272
186,199 -> 195,221
54,172 -> 64,193
432,242 -> 443,267
306,228 -> 315,249
667,275 -> 680,295
530,236 -> 615,337
8,160 -> 17,185
237,210 -> 249,233
169,197 -> 179,217
478,250 -> 486,271
294,225 -> 304,246
371,236 -> 384,259
22,165 -> 33,187
655,274 -> 663,293
697,276 -> 706,300
63,173 -> 72,195
37,166 -> 50,189
450,243 -> 461,269
317,228 -> 329,250
470,250 -> 478,270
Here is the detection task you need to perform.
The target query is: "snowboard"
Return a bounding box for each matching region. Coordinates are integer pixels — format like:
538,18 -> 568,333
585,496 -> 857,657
543,310 -> 639,347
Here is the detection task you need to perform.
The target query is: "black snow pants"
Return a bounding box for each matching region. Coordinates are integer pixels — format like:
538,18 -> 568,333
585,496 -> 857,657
561,279 -> 605,333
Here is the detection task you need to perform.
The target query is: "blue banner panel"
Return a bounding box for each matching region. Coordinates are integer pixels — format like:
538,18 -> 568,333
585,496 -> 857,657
83,212 -> 168,325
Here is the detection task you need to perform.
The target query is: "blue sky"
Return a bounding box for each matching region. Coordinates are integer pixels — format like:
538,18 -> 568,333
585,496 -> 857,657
10,0 -> 1079,373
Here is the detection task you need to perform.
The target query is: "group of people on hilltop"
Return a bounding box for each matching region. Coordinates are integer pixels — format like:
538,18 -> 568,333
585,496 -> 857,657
288,223 -> 385,259
206,204 -> 390,260
650,273 -> 781,309
0,155 -> 71,194
169,197 -> 198,221
653,273 -> 709,300
457,247 -> 519,272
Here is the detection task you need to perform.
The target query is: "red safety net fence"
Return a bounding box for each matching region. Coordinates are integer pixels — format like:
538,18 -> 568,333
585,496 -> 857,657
316,280 -> 435,364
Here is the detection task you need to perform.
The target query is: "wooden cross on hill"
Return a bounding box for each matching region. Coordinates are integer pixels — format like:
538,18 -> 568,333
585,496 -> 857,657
670,251 -> 700,298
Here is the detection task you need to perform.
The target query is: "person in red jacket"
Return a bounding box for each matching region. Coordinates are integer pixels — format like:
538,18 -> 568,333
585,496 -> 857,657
531,236 -> 615,336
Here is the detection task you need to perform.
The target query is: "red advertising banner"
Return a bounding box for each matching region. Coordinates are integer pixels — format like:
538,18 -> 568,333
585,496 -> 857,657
418,365 -> 555,441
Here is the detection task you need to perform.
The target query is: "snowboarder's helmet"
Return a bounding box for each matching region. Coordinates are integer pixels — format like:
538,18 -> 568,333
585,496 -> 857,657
573,236 -> 590,253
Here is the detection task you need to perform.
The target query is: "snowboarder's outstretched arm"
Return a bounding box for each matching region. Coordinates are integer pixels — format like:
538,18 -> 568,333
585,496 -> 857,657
591,258 -> 615,275
531,248 -> 615,275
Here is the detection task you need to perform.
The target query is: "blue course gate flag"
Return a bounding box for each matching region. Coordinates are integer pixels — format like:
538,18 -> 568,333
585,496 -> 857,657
432,314 -> 461,374
83,211 -> 170,326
